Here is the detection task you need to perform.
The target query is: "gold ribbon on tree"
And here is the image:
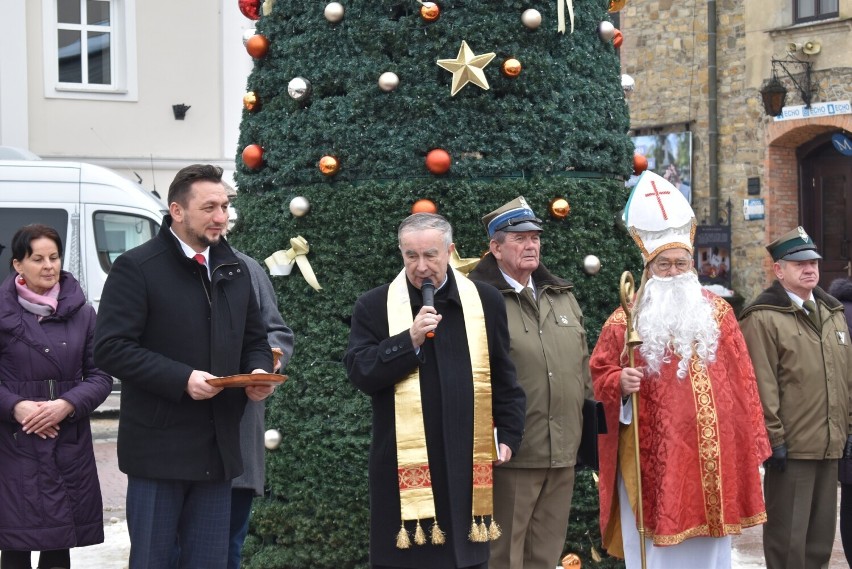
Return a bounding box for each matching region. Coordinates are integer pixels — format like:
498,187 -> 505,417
263,235 -> 323,291
557,0 -> 575,33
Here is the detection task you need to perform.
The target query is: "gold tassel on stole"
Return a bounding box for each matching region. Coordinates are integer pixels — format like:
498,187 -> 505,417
396,522 -> 411,549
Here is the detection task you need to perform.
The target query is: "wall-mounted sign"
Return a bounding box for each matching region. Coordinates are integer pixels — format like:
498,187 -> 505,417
694,225 -> 732,289
773,100 -> 851,122
743,198 -> 765,221
832,133 -> 852,156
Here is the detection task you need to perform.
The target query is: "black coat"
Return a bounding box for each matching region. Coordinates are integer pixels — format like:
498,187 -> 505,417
345,270 -> 526,569
0,272 -> 112,550
93,217 -> 271,481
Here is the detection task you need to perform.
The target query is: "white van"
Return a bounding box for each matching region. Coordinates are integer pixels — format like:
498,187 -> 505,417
0,160 -> 167,311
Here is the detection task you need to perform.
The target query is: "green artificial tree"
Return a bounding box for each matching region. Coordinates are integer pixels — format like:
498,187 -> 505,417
231,1 -> 638,567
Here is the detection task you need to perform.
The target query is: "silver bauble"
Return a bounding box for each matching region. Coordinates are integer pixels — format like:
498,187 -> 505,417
583,255 -> 602,275
621,74 -> 635,99
598,21 -> 616,41
242,28 -> 256,46
264,429 -> 282,450
324,2 -> 344,22
289,196 -> 310,217
378,71 -> 400,92
287,77 -> 312,101
521,9 -> 542,29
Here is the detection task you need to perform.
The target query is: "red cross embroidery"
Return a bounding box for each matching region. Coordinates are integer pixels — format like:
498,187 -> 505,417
645,180 -> 671,220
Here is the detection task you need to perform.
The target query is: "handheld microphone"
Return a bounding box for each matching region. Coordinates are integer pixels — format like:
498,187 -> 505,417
421,279 -> 436,338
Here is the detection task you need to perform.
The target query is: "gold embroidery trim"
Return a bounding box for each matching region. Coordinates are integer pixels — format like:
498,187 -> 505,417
689,355 -> 724,537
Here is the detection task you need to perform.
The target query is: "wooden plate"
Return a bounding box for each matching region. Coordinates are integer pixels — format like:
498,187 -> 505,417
206,373 -> 287,388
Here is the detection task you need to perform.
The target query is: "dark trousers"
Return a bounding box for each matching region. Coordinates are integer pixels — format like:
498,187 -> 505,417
0,550 -> 70,569
126,475 -> 231,569
228,488 -> 255,569
841,482 -> 852,567
763,459 -> 838,569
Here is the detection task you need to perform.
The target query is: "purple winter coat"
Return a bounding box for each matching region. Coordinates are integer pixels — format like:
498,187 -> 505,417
0,270 -> 111,551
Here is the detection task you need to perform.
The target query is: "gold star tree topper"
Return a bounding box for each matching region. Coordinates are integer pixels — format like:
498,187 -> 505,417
436,41 -> 496,97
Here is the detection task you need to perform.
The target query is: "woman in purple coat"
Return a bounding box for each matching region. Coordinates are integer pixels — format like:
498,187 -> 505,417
0,225 -> 112,569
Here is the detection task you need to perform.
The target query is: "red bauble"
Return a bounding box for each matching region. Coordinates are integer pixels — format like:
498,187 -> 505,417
613,29 -> 623,49
242,144 -> 264,169
633,153 -> 648,175
238,0 -> 261,20
245,34 -> 270,58
411,199 -> 438,214
425,149 -> 451,175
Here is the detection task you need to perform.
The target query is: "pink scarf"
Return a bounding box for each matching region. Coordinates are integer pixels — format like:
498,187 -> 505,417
16,278 -> 60,320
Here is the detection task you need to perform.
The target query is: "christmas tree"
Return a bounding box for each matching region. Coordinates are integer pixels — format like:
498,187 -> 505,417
231,0 -> 637,567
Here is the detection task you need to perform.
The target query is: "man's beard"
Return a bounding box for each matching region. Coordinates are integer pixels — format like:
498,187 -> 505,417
634,271 -> 719,379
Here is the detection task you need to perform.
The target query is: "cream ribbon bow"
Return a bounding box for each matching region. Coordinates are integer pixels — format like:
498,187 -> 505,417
264,235 -> 323,291
557,0 -> 575,34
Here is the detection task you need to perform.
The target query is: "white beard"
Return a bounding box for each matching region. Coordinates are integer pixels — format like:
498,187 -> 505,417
634,271 -> 720,379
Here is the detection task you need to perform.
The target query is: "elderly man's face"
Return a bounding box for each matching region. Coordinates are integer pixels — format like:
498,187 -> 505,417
400,228 -> 453,289
774,259 -> 819,299
648,248 -> 694,278
490,231 -> 541,285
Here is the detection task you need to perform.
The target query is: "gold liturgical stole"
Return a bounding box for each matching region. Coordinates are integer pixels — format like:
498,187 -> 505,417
387,268 -> 499,548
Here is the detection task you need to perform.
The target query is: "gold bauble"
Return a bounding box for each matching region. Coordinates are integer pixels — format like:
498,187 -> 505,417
501,58 -> 522,78
420,2 -> 440,22
561,553 -> 582,568
549,197 -> 570,219
608,0 -> 627,12
243,91 -> 260,112
319,155 -> 340,176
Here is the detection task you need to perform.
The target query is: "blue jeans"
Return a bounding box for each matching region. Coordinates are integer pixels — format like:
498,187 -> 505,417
228,489 -> 255,569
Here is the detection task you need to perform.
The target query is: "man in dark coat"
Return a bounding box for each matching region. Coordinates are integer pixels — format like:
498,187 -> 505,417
93,164 -> 274,569
345,213 -> 526,569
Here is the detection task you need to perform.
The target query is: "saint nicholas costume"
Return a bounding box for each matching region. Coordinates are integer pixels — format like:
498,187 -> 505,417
590,171 -> 770,569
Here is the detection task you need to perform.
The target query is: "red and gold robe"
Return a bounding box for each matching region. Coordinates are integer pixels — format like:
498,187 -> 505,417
590,292 -> 770,555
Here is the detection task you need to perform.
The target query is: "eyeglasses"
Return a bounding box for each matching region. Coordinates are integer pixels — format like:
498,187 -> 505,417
653,258 -> 692,272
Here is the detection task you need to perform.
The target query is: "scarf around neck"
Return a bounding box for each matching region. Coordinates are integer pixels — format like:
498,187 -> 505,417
16,278 -> 60,320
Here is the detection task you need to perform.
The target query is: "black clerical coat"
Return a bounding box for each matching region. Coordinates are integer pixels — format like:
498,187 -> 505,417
345,270 -> 526,569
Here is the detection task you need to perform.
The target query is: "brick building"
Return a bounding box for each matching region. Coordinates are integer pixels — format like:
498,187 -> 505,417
615,0 -> 852,301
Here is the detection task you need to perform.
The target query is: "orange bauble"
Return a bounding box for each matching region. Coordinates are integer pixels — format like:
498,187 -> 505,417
608,0 -> 627,12
633,153 -> 648,175
613,29 -> 623,49
420,2 -> 441,22
319,155 -> 340,176
411,199 -> 438,214
245,34 -> 270,58
561,553 -> 582,568
501,58 -> 522,78
549,197 -> 570,219
425,149 -> 451,175
242,144 -> 264,169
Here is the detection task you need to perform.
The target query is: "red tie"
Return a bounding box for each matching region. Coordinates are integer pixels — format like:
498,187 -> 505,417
193,254 -> 206,266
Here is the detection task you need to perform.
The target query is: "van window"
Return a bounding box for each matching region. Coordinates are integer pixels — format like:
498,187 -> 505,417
94,212 -> 157,272
0,209 -> 69,275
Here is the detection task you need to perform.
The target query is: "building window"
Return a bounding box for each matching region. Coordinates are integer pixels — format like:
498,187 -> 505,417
43,0 -> 138,101
794,0 -> 839,24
